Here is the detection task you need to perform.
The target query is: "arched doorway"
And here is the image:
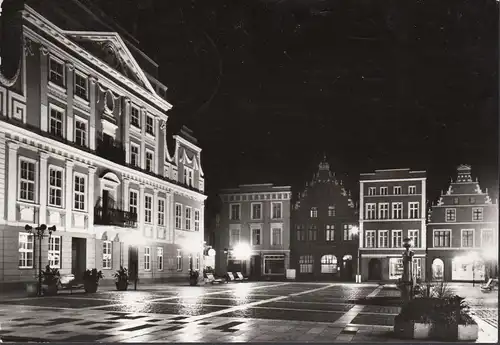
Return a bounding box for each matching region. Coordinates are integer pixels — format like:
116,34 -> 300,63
342,255 -> 353,280
432,258 -> 444,281
321,255 -> 338,274
368,259 -> 382,280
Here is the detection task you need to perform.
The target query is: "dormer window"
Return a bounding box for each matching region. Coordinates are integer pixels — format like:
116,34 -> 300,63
74,71 -> 88,99
49,56 -> 65,87
310,207 -> 318,218
183,167 -> 193,187
393,186 -> 402,195
131,106 -> 140,128
380,187 -> 388,195
146,116 -> 154,136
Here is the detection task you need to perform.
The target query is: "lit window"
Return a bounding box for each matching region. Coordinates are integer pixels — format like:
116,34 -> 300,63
49,107 -> 64,138
195,253 -> 200,271
73,174 -> 86,210
408,230 -> 419,248
378,203 -> 389,219
392,230 -> 403,248
144,247 -> 151,271
185,207 -> 192,230
176,249 -> 182,271
18,233 -> 34,268
157,247 -> 163,271
328,205 -> 336,217
130,144 -> 140,167
251,203 -> 262,219
74,119 -> 87,147
310,207 -> 318,218
365,230 -> 376,248
103,241 -> 112,269
131,106 -> 140,127
472,207 -> 483,221
365,204 -> 376,220
445,208 -> 456,222
392,202 -> 402,219
321,255 -> 337,274
175,203 -> 182,229
299,255 -> 313,273
129,191 -> 138,215
308,226 -> 317,241
183,167 -> 194,186
368,187 -> 376,196
252,228 -> 261,245
325,225 -> 335,241
144,195 -> 152,223
230,204 -> 240,220
157,198 -> 165,226
48,167 -> 63,207
378,230 -> 389,248
145,150 -> 154,172
343,224 -> 354,241
49,57 -> 65,86
433,230 -> 451,247
146,116 -> 154,136
194,209 -> 200,231
409,202 -> 420,219
271,202 -> 282,219
271,227 -> 282,246
19,159 -> 36,202
48,236 -> 61,268
74,72 -> 88,99
389,258 -> 404,280
461,229 -> 474,248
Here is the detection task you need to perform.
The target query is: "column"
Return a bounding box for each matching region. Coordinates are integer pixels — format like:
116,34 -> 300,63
123,177 -> 130,211
153,189 -> 158,237
140,108 -> 146,170
39,46 -> 49,132
88,166 -> 97,232
7,142 -> 19,222
65,160 -> 74,229
66,62 -> 75,142
39,151 -> 49,224
421,178 -> 427,249
139,184 -> 145,230
88,77 -> 97,150
169,192 -> 175,237
155,118 -> 160,175
123,98 -> 131,164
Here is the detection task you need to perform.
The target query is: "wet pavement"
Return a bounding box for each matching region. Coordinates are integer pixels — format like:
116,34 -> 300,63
0,282 -> 497,342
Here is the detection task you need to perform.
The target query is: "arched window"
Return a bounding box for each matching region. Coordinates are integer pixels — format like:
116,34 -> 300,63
321,255 -> 337,274
432,258 -> 444,281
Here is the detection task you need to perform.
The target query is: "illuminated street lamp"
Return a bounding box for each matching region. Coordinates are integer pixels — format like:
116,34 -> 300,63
25,224 -> 56,297
465,251 -> 481,287
401,237 -> 414,302
349,226 -> 361,283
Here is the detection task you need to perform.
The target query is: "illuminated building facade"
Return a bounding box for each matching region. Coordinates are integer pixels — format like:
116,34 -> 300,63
215,184 -> 292,279
0,0 -> 206,290
359,169 -> 427,281
427,165 -> 498,282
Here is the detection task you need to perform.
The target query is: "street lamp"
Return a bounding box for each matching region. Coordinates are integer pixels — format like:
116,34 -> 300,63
350,226 -> 361,283
401,237 -> 415,301
25,224 -> 56,297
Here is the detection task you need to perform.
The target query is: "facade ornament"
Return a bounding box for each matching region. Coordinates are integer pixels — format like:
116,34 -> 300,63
24,37 -> 34,56
88,76 -> 98,84
66,62 -> 75,71
39,45 -> 49,56
446,185 -> 452,195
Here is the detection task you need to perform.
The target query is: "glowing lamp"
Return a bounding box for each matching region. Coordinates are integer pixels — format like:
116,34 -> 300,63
233,243 -> 252,260
208,249 -> 216,257
350,226 -> 359,236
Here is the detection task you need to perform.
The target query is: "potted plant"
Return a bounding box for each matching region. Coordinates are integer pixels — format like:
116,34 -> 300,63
189,270 -> 200,286
39,265 -> 60,296
114,266 -> 129,291
83,268 -> 103,293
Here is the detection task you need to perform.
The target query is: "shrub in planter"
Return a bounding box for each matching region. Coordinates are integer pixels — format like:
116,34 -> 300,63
26,282 -> 38,297
114,266 -> 129,291
83,269 -> 104,293
189,270 -> 200,286
39,265 -> 60,296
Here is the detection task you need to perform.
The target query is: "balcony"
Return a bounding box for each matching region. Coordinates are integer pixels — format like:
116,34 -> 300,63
94,207 -> 137,228
96,132 -> 125,165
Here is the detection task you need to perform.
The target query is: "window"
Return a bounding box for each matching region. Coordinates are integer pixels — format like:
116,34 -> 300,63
368,187 -> 376,196
365,203 -> 376,220
365,230 -> 376,248
378,230 -> 389,248
230,204 -> 240,220
48,167 -> 63,207
18,233 -> 34,268
74,119 -> 87,147
176,249 -> 182,271
195,253 -> 201,271
392,230 -> 403,248
194,210 -> 200,232
461,229 -> 474,248
408,229 -> 419,248
230,228 -> 240,246
389,258 -> 404,280
299,255 -> 314,273
408,186 -> 417,194
251,228 -> 261,245
158,198 -> 165,226
308,226 -> 317,241
185,207 -> 192,230
409,202 -> 420,219
445,208 -> 456,222
380,187 -> 388,195
49,106 -> 64,138
321,255 -> 337,274
453,197 -> 459,205
272,202 -> 282,219
296,228 -> 306,241
182,167 -> 193,187
271,227 -> 282,246
144,247 -> 151,271
48,236 -> 61,268
74,72 -> 88,99
157,247 -> 163,271
434,230 -> 451,247
103,241 -> 112,269
131,106 -> 140,127
310,207 -> 318,218
328,205 -> 336,216
146,116 -> 154,136
393,186 -> 402,195
325,225 -> 335,241
481,229 -> 494,247
130,144 -> 140,167
251,203 -> 262,220
392,202 -> 402,219
343,224 -> 354,241
73,174 -> 86,210
472,207 -> 483,221
49,57 -> 65,86
19,159 -> 36,202
129,190 -> 138,215
175,203 -> 182,229
378,203 -> 389,219
144,195 -> 152,224
145,150 -> 154,172
469,197 -> 476,204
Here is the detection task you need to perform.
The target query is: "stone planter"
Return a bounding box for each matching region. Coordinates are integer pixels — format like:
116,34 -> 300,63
26,282 -> 38,297
115,280 -> 128,291
44,283 -> 58,296
458,324 -> 479,341
394,318 -> 478,341
84,281 -> 98,293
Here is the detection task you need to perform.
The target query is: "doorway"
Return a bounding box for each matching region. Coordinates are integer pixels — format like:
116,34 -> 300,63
342,255 -> 354,281
250,255 -> 261,279
71,238 -> 87,283
128,246 -> 139,282
368,259 -> 382,281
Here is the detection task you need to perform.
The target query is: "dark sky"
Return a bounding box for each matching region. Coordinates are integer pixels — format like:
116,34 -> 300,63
94,0 -> 498,213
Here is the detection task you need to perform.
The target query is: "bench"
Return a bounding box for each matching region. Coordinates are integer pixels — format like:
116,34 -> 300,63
206,273 -> 225,284
235,272 -> 248,281
58,274 -> 84,294
480,278 -> 498,292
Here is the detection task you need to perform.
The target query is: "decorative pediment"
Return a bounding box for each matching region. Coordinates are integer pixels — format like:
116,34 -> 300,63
63,31 -> 156,95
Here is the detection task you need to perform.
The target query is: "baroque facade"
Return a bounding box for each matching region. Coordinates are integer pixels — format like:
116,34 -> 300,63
0,0 -> 206,289
291,158 -> 358,281
427,165 -> 498,282
215,184 -> 291,279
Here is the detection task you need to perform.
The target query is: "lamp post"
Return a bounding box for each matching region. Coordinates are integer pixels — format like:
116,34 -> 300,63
350,226 -> 360,283
401,237 -> 414,302
24,224 -> 57,297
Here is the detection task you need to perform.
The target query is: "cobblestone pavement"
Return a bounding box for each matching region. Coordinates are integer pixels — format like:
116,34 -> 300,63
0,282 -> 496,342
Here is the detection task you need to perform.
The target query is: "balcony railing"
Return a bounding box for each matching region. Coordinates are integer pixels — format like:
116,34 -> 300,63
94,207 -> 137,228
96,132 -> 126,165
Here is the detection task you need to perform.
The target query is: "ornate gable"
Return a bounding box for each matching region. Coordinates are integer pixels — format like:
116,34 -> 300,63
63,31 -> 156,94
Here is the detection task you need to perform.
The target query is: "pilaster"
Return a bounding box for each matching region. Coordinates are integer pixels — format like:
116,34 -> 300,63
88,76 -> 97,150
155,118 -> 160,174
153,189 -> 158,236
140,108 -> 146,170
123,98 -> 131,164
39,151 -> 49,224
39,46 -> 49,132
7,142 -> 19,222
123,177 -> 130,210
66,62 -> 75,142
139,184 -> 145,230
359,181 -> 364,248
88,166 -> 97,232
65,160 -> 74,229
421,178 -> 427,249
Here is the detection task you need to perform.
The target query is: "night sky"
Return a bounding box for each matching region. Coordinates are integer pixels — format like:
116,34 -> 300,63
94,0 -> 498,215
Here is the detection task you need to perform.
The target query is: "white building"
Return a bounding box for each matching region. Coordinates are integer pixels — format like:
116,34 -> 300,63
0,0 -> 206,289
